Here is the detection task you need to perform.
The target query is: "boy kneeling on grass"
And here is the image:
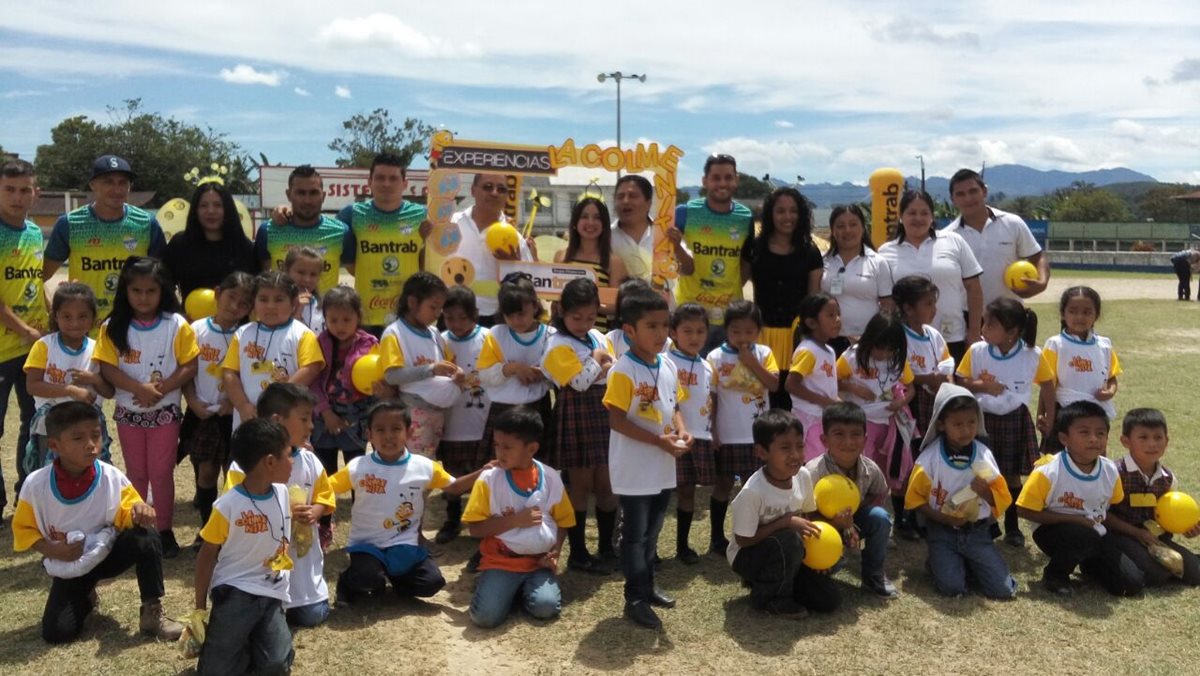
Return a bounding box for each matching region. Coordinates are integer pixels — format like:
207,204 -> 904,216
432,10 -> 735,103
463,406 -> 575,628
728,409 -> 841,616
14,401 -> 183,644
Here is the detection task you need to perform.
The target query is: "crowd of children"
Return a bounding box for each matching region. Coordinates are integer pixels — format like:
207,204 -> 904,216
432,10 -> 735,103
10,245 -> 1200,667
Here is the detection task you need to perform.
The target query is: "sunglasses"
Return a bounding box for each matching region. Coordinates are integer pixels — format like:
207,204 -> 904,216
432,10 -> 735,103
478,182 -> 510,195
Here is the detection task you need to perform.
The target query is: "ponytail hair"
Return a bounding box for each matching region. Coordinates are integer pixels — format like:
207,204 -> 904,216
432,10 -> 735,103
986,298 -> 1038,348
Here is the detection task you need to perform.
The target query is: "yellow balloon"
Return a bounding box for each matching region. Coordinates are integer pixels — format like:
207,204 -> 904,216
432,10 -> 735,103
485,222 -> 521,257
1004,260 -> 1039,292
184,288 -> 218,321
1155,492 -> 1200,535
814,474 -> 862,519
802,521 -> 844,571
351,354 -> 384,396
868,168 -> 905,246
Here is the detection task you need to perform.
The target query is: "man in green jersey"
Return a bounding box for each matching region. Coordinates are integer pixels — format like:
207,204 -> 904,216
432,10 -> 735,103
256,165 -> 348,295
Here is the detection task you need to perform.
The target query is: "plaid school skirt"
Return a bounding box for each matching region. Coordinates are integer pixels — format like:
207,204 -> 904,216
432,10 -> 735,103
554,384 -> 610,469
439,439 -> 484,478
180,409 -> 233,466
716,443 -> 761,481
676,437 -> 716,486
912,386 -> 937,440
983,406 -> 1038,485
482,394 -> 554,464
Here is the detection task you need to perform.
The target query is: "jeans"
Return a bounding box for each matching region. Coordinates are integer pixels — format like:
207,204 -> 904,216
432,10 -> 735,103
1032,523 -> 1144,596
1173,257 -> 1193,300
730,529 -> 841,612
0,353 -> 35,505
198,585 -> 293,676
855,505 -> 892,581
469,567 -> 562,628
619,489 -> 672,604
926,520 -> 1016,598
286,599 -> 330,627
41,527 -> 165,644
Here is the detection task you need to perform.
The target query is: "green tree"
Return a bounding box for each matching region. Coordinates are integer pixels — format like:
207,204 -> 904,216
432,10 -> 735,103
998,195 -> 1041,221
676,189 -> 691,205
329,109 -> 433,169
1136,184 -> 1198,222
34,99 -> 251,205
1051,187 -> 1132,222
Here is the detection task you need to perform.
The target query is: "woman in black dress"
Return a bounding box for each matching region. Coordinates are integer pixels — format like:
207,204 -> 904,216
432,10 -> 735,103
161,181 -> 257,300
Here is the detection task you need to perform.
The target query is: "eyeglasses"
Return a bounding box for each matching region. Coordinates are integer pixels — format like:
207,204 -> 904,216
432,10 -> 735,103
478,183 -> 509,195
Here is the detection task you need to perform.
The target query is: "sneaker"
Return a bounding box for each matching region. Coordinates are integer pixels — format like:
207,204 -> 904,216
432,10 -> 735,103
623,600 -> 662,629
1042,574 -> 1072,596
1003,530 -> 1026,548
761,597 -> 807,617
139,601 -> 184,641
434,522 -> 460,544
160,530 -> 180,560
863,575 -> 899,599
568,553 -> 613,576
676,547 -> 701,565
465,550 -> 483,574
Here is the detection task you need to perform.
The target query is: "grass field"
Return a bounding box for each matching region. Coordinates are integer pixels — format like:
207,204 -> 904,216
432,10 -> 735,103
2,291 -> 1199,675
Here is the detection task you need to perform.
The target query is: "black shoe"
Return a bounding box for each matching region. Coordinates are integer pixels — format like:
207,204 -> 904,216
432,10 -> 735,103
465,550 -> 483,574
434,522 -> 460,544
1042,574 -> 1072,596
710,537 -> 730,556
761,597 -> 807,617
597,549 -> 620,569
623,600 -> 662,629
988,522 -> 1003,540
863,575 -> 899,599
649,587 -> 676,609
1003,530 -> 1026,548
895,524 -> 921,542
676,547 -> 701,565
160,530 -> 180,559
568,553 -> 613,576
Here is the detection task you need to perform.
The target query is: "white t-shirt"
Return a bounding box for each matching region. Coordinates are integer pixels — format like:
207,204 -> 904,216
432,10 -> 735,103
442,326 -> 491,442
910,439 -> 1005,522
820,249 -> 894,338
451,210 -> 533,317
1038,331 -> 1122,420
903,324 -> 954,389
955,341 -> 1050,416
192,318 -> 237,412
707,343 -> 777,444
202,483 -> 293,602
380,318 -> 460,408
610,219 -> 655,282
727,466 -> 817,564
93,313 -> 198,412
221,319 -> 324,428
330,451 -> 453,549
477,324 -> 551,405
1017,451 -> 1123,533
603,353 -> 683,496
667,348 -> 715,441
14,461 -> 139,554
878,232 -> 983,342
23,333 -> 102,413
945,208 -> 1041,304
787,338 -> 838,418
835,344 -> 915,423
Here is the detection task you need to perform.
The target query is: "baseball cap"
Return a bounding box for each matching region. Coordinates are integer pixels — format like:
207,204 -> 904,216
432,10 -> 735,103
90,155 -> 136,181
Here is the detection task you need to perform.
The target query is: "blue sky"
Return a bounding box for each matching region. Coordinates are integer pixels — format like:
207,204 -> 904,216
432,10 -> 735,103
3,1 -> 1200,186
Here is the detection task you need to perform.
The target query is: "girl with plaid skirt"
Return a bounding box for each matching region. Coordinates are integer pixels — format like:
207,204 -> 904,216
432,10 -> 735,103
892,276 -> 954,443
955,298 -> 1051,548
542,278 -> 618,574
706,301 -> 780,555
667,303 -> 717,564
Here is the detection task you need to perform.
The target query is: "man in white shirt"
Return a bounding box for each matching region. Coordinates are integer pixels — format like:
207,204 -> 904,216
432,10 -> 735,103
945,169 -> 1049,304
450,173 -> 536,325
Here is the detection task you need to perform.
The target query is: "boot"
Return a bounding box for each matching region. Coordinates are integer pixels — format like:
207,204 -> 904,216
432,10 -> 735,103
140,600 -> 183,640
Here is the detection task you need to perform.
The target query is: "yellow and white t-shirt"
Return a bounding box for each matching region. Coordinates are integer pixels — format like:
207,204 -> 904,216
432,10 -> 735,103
225,449 -> 335,609
788,338 -> 838,418
192,318 -> 238,413
442,326 -> 490,443
956,341 -> 1051,416
905,439 -> 1010,522
603,353 -> 684,495
462,461 -> 573,557
329,451 -> 452,549
542,328 -> 609,392
201,483 -> 293,602
727,466 -> 817,565
221,319 -> 324,428
605,328 -> 633,361
903,324 -> 953,391
94,313 -> 199,412
477,324 -> 551,405
835,345 -> 915,423
379,318 -> 460,408
707,343 -> 777,444
23,333 -> 102,412
1037,331 -> 1122,419
1016,451 -> 1124,532
667,348 -> 715,441
13,461 -> 141,554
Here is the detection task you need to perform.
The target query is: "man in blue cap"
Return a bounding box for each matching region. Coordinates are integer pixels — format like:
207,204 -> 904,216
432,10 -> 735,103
42,155 -> 167,320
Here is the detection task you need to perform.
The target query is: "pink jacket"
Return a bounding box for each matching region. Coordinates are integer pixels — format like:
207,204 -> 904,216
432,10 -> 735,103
311,329 -> 378,414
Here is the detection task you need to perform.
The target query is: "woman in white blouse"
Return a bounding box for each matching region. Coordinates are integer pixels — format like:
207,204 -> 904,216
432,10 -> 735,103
878,190 -> 983,364
821,204 -> 894,355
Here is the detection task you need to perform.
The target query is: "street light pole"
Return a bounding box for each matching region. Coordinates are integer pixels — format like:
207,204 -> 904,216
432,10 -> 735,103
597,71 -> 646,176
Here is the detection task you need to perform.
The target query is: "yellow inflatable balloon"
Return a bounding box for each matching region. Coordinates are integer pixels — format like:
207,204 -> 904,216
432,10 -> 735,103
485,222 -> 521,258
351,354 -> 384,396
1155,492 -> 1200,535
1004,260 -> 1039,292
802,521 -> 844,571
869,168 -> 905,246
814,474 -> 862,519
184,288 -> 218,321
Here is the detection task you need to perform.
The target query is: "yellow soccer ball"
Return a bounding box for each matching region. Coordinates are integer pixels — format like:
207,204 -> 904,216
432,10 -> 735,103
1155,492 -> 1200,535
814,474 -> 861,519
485,222 -> 521,257
802,521 -> 844,571
184,288 -> 218,321
351,354 -> 384,396
1003,260 -> 1038,292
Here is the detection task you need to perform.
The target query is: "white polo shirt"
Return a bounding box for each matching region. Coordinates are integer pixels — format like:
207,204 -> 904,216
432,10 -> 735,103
878,231 -> 982,343
451,209 -> 533,317
945,208 -> 1041,305
820,248 -> 894,338
610,219 -> 654,282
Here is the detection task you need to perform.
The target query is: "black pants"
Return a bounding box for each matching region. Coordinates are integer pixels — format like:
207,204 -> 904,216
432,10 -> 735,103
1110,531 -> 1200,587
1173,258 -> 1193,300
338,552 -> 445,599
42,527 -> 165,644
0,353 -> 36,505
1031,523 -> 1143,596
731,530 -> 841,612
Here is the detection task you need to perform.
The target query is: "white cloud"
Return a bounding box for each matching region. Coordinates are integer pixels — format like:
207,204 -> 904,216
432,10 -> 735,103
1111,119 -> 1146,142
293,87 -> 310,96
219,64 -> 283,86
677,95 -> 707,113
334,85 -> 352,99
316,13 -> 477,57
0,89 -> 45,99
773,120 -> 794,128
702,137 -> 834,177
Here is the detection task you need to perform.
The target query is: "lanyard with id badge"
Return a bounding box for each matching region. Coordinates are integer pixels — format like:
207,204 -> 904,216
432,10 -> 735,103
830,265 -> 846,296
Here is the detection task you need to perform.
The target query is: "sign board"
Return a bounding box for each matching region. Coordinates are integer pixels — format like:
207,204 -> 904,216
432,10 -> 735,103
259,165 -> 430,212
